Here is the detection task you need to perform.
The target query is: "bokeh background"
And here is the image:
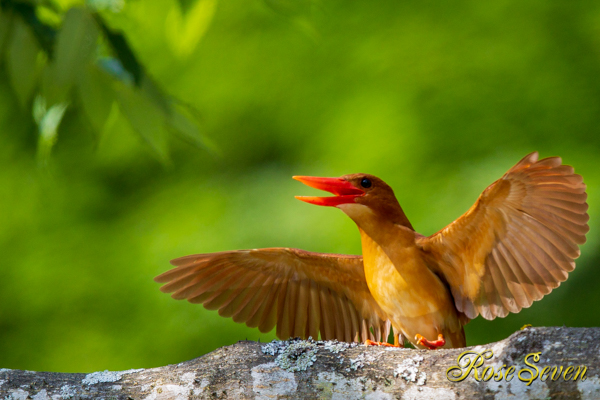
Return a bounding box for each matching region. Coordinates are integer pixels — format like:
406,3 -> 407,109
1,0 -> 599,373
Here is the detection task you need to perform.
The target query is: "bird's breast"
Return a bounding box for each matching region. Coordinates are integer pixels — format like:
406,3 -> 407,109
360,229 -> 455,323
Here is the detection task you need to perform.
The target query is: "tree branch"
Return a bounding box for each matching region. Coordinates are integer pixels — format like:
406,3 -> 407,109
1,327 -> 598,399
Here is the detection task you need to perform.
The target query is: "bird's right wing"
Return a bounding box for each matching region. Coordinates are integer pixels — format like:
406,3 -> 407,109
155,248 -> 391,342
416,152 -> 588,320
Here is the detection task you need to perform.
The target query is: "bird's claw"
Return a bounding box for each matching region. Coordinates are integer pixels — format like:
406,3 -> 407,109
415,333 -> 445,349
364,339 -> 402,348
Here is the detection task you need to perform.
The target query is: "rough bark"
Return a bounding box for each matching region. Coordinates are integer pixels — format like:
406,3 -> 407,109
1,327 -> 598,399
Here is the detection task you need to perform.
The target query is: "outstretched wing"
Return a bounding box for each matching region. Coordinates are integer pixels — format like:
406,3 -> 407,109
417,152 -> 588,320
155,248 -> 391,342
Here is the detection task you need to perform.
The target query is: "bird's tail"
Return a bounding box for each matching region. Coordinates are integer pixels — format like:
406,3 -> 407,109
445,326 -> 467,348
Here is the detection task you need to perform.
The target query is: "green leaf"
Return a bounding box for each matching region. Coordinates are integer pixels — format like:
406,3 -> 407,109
139,77 -> 216,153
35,5 -> 62,29
115,83 -> 169,162
54,8 -> 98,83
9,1 -> 56,56
167,102 -> 218,153
43,7 -> 99,105
95,15 -> 143,86
140,76 -> 170,114
32,93 -> 46,124
7,16 -> 41,108
77,65 -> 116,136
165,0 -> 216,58
34,95 -> 69,166
97,57 -> 135,85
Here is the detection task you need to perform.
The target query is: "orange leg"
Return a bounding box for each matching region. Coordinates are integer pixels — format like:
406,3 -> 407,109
415,333 -> 445,350
365,333 -> 405,348
365,339 -> 399,347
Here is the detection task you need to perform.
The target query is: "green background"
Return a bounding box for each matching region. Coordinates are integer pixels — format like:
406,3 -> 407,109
1,0 -> 599,372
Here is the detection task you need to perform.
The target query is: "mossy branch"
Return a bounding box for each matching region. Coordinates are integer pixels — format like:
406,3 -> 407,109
1,327 -> 599,399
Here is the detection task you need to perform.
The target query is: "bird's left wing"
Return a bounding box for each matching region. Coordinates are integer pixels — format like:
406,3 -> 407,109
155,248 -> 391,342
416,152 -> 588,320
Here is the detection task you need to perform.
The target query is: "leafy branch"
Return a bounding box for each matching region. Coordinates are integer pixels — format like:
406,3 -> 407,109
0,0 -> 215,164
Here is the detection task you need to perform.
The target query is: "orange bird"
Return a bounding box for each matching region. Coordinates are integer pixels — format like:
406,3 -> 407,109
155,152 -> 588,349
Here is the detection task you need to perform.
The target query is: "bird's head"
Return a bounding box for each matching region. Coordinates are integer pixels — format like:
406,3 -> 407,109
294,174 -> 413,229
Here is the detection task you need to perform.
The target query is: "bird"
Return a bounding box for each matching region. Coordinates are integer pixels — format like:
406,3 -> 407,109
155,152 -> 588,349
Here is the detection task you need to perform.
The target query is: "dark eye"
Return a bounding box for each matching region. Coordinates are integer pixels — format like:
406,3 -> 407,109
360,178 -> 372,188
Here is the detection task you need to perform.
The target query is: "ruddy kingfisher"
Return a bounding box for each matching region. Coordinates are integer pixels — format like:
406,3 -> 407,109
155,152 -> 588,349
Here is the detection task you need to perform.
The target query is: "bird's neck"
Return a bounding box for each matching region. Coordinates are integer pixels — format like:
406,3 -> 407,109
339,202 -> 414,242
390,205 -> 414,230
357,200 -> 414,231
358,221 -> 416,250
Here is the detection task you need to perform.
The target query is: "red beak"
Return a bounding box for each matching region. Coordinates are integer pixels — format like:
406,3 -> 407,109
293,176 -> 364,207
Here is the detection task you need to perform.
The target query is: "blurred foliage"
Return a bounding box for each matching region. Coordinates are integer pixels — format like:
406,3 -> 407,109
0,0 -> 211,164
0,0 -> 599,373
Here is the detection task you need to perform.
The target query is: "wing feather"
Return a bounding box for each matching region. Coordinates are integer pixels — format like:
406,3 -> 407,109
516,216 -> 572,277
330,291 -> 345,340
337,294 -> 352,342
276,279 -> 292,339
318,288 -> 335,340
504,233 -> 548,290
236,275 -> 276,325
160,263 -> 226,294
180,264 -> 238,302
361,320 -> 370,342
219,271 -> 263,318
486,253 -> 518,313
258,279 -> 281,333
244,277 -> 279,327
349,303 -> 361,342
203,270 -> 258,310
294,279 -> 309,338
489,249 -> 520,308
535,197 -> 588,214
497,241 -> 537,306
507,231 -> 555,289
417,152 -> 588,319
156,248 -> 389,342
306,280 -> 321,339
225,274 -> 268,320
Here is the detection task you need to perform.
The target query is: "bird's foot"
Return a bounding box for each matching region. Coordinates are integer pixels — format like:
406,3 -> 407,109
415,333 -> 445,349
364,339 -> 403,348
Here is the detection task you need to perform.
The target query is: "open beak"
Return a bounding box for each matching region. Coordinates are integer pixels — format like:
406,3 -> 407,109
293,176 -> 364,207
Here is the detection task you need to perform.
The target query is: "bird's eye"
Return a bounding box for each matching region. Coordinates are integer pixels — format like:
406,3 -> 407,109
360,178 -> 372,188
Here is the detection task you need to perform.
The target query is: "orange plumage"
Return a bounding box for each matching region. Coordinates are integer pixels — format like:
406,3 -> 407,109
155,152 -> 588,349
